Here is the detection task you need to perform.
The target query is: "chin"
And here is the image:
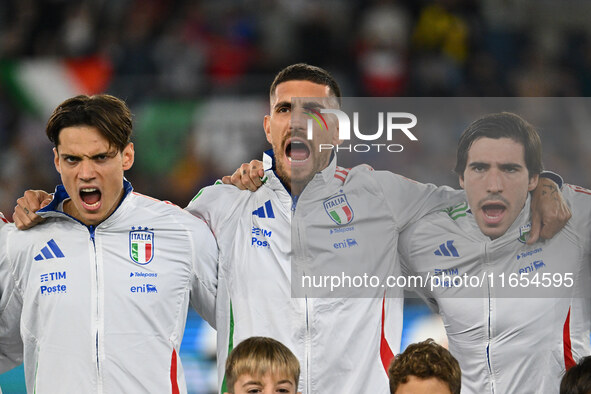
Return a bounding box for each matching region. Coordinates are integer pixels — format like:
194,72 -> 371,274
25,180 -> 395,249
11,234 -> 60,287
291,171 -> 314,186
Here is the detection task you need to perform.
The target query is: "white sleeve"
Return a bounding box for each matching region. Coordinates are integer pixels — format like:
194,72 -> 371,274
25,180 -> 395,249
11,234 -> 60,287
0,225 -> 24,373
185,184 -> 241,236
374,171 -> 464,231
398,220 -> 440,314
186,216 -> 219,329
562,185 -> 591,359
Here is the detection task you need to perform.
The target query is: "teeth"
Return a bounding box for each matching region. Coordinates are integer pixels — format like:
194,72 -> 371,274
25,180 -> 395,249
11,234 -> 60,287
85,201 -> 100,208
81,188 -> 97,192
287,156 -> 307,163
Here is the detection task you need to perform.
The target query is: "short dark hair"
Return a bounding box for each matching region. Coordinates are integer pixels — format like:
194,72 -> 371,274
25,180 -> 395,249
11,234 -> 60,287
560,356 -> 591,394
225,336 -> 300,393
269,63 -> 342,106
388,339 -> 461,394
454,112 -> 542,178
46,94 -> 133,152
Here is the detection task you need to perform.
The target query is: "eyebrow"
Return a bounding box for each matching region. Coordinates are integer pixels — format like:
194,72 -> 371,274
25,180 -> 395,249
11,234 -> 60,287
242,379 -> 294,386
468,161 -> 489,168
301,101 -> 325,110
468,161 -> 524,169
273,99 -> 327,111
273,101 -> 291,111
60,150 -> 118,160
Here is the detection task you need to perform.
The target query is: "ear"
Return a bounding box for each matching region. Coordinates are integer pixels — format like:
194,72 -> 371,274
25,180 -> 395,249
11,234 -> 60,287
527,173 -> 539,192
331,119 -> 342,146
122,143 -> 134,171
459,175 -> 465,189
53,148 -> 61,174
264,115 -> 272,144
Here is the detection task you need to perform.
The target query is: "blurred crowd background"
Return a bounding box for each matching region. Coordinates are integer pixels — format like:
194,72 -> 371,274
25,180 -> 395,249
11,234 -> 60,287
2,0 -> 591,393
3,0 -> 591,217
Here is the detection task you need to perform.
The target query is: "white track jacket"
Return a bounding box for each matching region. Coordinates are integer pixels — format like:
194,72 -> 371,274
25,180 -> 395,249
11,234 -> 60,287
0,181 -> 218,393
0,212 -> 23,377
399,185 -> 591,394
185,150 -> 462,394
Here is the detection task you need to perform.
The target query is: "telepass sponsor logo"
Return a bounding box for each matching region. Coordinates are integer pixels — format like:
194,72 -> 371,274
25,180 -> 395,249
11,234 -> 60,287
323,194 -> 354,225
129,226 -> 154,265
516,247 -> 542,260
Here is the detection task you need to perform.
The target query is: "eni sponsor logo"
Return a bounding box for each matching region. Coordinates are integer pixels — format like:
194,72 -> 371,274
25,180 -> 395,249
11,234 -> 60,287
130,284 -> 158,294
518,260 -> 546,274
333,238 -> 358,249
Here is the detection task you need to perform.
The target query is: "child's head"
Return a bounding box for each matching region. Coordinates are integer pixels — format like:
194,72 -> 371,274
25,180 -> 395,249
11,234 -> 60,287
389,339 -> 461,394
560,356 -> 591,394
224,336 -> 300,394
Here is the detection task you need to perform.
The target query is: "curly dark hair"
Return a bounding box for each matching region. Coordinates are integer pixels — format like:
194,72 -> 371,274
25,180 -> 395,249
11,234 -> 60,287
388,339 -> 461,394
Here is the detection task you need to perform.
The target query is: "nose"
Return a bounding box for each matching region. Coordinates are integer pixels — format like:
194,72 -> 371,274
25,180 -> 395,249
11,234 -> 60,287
78,159 -> 96,181
486,169 -> 503,193
289,108 -> 306,133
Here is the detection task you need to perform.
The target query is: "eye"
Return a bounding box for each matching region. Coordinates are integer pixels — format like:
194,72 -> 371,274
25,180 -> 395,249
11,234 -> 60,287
64,156 -> 80,164
93,151 -> 118,162
277,105 -> 290,113
304,104 -> 322,113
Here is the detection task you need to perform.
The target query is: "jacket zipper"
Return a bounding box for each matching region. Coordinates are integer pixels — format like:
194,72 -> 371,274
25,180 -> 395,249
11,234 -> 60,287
484,242 -> 495,394
89,226 -> 102,393
291,196 -> 311,394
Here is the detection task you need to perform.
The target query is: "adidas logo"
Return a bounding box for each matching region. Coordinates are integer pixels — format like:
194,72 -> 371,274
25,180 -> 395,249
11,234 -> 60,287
34,239 -> 65,261
434,240 -> 459,257
253,200 -> 275,218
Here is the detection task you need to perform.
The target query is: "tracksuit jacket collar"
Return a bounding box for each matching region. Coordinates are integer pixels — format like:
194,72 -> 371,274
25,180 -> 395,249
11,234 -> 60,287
37,179 -> 134,228
262,149 -> 338,195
